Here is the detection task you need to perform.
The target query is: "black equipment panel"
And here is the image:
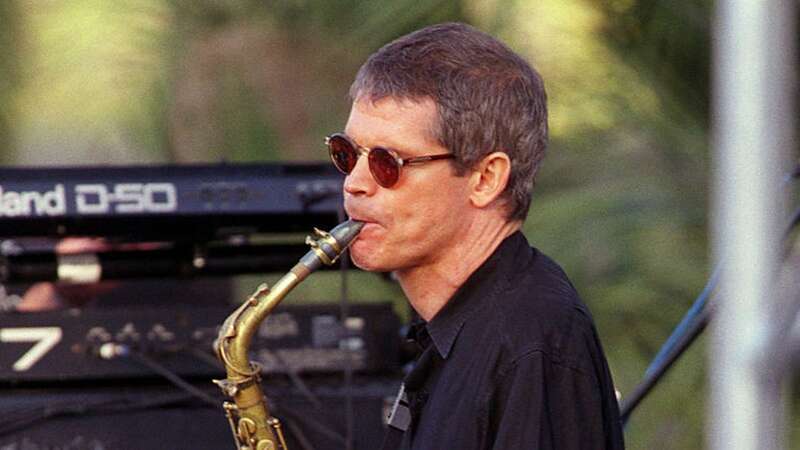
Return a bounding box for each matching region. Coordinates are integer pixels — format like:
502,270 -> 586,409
0,163 -> 343,238
0,162 -> 402,449
0,378 -> 398,450
0,303 -> 401,383
1,243 -> 337,283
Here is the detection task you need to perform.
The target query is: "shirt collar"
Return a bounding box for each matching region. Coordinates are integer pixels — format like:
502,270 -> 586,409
424,231 -> 530,359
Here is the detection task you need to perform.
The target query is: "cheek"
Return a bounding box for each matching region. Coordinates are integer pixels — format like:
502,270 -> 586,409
392,194 -> 462,247
361,175 -> 467,243
404,185 -> 463,222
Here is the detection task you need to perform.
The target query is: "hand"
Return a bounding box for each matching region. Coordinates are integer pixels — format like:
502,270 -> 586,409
16,238 -> 119,312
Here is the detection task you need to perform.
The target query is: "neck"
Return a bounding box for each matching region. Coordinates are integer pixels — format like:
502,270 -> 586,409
397,217 -> 521,321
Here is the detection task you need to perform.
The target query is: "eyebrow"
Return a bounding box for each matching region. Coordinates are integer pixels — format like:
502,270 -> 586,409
346,133 -> 410,157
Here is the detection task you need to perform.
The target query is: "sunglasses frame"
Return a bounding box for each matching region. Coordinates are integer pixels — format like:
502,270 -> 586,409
326,133 -> 454,188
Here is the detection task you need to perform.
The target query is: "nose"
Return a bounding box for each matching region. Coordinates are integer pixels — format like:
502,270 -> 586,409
343,153 -> 377,197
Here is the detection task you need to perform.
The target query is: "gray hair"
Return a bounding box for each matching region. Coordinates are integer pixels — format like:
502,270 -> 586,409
349,22 -> 548,221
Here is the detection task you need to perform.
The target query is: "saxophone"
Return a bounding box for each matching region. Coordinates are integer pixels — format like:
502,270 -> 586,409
213,220 -> 364,450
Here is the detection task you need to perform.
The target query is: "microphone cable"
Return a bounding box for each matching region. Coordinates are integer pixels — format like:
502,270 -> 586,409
123,344 -> 342,449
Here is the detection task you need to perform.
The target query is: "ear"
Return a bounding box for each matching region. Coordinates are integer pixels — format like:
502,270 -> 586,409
468,151 -> 512,209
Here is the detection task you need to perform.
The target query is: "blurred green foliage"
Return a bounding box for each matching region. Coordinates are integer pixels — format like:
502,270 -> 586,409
0,1 -> 22,161
1,1 -> 795,449
504,1 -> 711,447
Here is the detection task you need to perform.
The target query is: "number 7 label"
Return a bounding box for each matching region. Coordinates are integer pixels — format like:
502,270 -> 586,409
0,327 -> 62,371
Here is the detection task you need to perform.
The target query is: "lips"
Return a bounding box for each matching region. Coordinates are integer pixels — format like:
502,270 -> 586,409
344,213 -> 382,243
344,202 -> 379,226
350,219 -> 380,238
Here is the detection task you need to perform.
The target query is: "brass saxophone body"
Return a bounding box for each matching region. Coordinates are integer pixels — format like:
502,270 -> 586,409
213,220 -> 363,450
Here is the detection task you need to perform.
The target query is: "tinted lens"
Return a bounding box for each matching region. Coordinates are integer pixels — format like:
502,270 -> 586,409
328,135 -> 358,174
368,147 -> 400,187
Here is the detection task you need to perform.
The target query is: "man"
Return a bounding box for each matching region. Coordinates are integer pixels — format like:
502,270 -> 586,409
328,22 -> 624,449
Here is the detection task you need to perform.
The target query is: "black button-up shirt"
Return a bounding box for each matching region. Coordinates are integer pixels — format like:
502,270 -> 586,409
399,231 -> 624,450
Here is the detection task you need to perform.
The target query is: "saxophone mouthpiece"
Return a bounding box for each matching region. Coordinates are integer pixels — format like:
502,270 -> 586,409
330,219 -> 365,248
300,219 -> 364,270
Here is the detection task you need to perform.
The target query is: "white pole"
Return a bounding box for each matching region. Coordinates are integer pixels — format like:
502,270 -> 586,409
710,0 -> 794,449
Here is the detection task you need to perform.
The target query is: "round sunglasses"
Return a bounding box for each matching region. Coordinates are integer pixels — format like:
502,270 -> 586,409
326,133 -> 454,188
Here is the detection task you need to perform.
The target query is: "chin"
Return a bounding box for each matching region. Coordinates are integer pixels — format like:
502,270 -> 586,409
349,242 -> 393,273
350,252 -> 383,272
